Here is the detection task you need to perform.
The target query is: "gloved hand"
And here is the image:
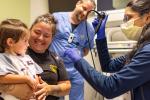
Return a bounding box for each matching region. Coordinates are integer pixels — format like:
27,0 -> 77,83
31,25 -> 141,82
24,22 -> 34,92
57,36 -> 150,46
64,48 -> 82,62
92,15 -> 108,39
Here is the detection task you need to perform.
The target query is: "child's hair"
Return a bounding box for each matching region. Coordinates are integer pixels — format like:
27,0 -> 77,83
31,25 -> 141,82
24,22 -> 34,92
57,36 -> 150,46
0,19 -> 29,53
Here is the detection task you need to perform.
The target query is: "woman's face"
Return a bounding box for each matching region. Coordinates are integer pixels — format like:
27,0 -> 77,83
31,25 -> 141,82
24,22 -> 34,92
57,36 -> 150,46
124,7 -> 149,27
29,22 -> 53,53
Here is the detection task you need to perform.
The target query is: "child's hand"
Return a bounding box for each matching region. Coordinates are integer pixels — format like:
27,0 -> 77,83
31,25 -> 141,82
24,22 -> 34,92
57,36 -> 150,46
25,76 -> 38,91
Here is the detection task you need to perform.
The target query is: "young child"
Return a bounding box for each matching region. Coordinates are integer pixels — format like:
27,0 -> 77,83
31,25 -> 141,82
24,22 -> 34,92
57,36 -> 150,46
0,19 -> 43,100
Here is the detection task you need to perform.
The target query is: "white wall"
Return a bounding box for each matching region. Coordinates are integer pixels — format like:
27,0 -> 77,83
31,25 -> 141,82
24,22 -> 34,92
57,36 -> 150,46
0,0 -> 30,26
30,0 -> 49,26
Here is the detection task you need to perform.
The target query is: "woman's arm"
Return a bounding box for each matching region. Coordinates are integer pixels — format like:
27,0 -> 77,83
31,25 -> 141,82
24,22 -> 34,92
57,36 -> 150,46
73,56 -> 150,99
92,15 -> 126,72
35,78 -> 71,100
35,52 -> 71,100
43,52 -> 71,96
96,38 -> 126,72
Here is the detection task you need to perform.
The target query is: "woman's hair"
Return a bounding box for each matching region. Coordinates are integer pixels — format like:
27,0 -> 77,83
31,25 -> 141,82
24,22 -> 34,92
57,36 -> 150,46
125,0 -> 150,62
127,0 -> 150,16
30,13 -> 57,37
0,19 -> 28,53
126,23 -> 150,63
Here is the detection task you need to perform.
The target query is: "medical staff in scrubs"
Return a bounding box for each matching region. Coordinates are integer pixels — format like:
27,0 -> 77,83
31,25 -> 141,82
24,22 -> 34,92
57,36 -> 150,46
50,0 -> 96,100
64,0 -> 150,100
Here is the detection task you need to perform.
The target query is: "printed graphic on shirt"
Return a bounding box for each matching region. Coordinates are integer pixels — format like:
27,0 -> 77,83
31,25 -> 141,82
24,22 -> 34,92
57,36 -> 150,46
49,64 -> 57,73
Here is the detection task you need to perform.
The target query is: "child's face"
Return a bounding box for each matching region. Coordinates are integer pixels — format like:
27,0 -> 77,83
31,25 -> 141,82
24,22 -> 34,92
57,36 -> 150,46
11,35 -> 29,55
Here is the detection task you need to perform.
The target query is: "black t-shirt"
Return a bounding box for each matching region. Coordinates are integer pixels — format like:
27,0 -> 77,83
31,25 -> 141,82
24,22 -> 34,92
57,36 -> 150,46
27,48 -> 68,100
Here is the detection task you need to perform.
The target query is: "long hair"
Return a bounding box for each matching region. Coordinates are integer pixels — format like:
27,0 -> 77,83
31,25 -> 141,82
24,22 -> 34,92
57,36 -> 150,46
126,23 -> 150,63
125,0 -> 150,63
127,0 -> 150,16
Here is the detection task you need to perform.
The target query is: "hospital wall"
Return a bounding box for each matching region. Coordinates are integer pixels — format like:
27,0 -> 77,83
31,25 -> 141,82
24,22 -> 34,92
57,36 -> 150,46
0,0 -> 30,26
0,0 -> 49,27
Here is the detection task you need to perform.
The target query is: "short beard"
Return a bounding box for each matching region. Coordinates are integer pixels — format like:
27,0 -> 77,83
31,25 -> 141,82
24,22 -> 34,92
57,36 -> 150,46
76,14 -> 82,22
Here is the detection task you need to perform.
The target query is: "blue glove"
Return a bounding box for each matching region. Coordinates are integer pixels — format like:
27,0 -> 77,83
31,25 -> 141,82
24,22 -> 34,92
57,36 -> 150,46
64,48 -> 82,62
92,15 -> 108,39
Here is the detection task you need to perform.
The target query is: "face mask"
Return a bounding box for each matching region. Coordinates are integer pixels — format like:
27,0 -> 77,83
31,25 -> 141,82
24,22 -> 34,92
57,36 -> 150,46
120,18 -> 143,41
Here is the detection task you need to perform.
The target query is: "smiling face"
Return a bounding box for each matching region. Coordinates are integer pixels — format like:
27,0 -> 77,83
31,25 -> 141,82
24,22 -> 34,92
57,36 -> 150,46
72,0 -> 95,23
29,22 -> 53,53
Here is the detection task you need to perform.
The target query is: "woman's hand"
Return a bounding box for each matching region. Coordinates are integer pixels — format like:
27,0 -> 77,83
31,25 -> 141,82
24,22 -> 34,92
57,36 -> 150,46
92,15 -> 108,39
35,82 -> 49,100
64,48 -> 82,62
35,77 -> 71,99
35,77 -> 50,100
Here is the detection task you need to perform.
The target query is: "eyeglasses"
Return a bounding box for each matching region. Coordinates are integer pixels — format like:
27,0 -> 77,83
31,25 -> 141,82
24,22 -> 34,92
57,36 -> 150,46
123,15 -> 132,22
123,15 -> 141,23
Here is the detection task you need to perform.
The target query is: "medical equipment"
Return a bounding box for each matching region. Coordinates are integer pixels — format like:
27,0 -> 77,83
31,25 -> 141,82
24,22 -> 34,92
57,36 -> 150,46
84,10 -> 107,70
86,10 -> 106,34
68,33 -> 75,43
94,12 -> 106,33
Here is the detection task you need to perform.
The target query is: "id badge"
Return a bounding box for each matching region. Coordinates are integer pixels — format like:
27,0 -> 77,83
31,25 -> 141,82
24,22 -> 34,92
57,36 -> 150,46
68,33 -> 74,43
